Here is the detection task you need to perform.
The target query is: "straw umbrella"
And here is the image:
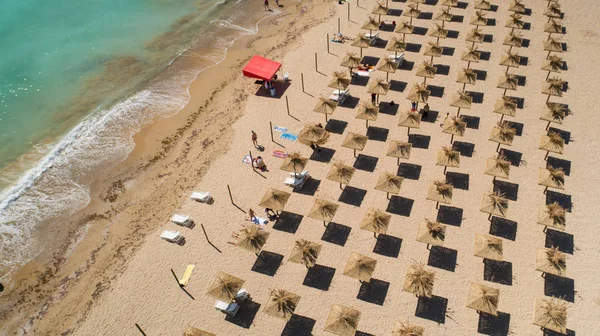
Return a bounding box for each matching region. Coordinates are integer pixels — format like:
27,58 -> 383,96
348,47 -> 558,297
308,198 -> 339,227
328,71 -> 351,90
503,31 -> 523,49
406,83 -> 430,104
533,298 -> 568,334
457,68 -> 477,90
351,33 -> 372,57
429,23 -> 449,42
362,16 -> 380,36
436,146 -> 460,174
259,188 -> 291,213
289,239 -> 321,268
403,3 -> 421,25
544,3 -> 562,20
403,263 -> 435,298
327,161 -> 356,189
375,172 -> 404,199
500,50 -> 521,74
416,219 -> 446,249
415,61 -> 437,84
387,36 -> 407,59
539,131 -> 565,159
474,234 -> 503,261
356,101 -> 379,129
442,115 -> 467,144
450,91 -> 472,116
423,41 -> 443,63
314,97 -> 338,122
280,152 -> 308,177
427,180 -> 453,208
543,77 -> 565,103
398,110 -> 421,135
395,21 -> 415,41
342,132 -> 368,157
324,305 -> 361,336
340,52 -> 361,76
435,8 -> 454,28
263,289 -> 300,320
536,247 -> 566,277
505,13 -> 525,31
538,167 -> 566,192
544,36 -> 564,59
497,74 -> 518,96
184,326 -> 216,336
508,0 -> 526,13
343,252 -> 377,283
410,0 -> 426,9
489,121 -> 516,151
544,19 -> 564,38
371,2 -> 388,22
440,0 -> 458,8
461,44 -> 481,68
537,202 -> 566,231
392,321 -> 424,336
367,78 -> 390,104
466,283 -> 500,316
298,123 -> 330,150
236,224 -> 270,256
376,57 -> 399,81
484,155 -> 510,181
466,27 -> 485,45
387,140 -> 412,164
471,10 -> 488,26
541,103 -> 567,129
542,55 -> 564,80
360,208 -> 391,237
494,96 -> 517,121
206,271 -> 245,302
474,0 -> 492,11
480,191 -> 508,220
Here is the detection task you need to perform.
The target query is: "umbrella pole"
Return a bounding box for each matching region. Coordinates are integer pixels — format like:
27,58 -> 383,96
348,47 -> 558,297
249,150 -> 255,171
430,55 -> 434,63
436,201 -> 439,210
503,88 -> 507,96
546,71 -> 551,80
545,151 -> 549,160
443,166 -> 447,175
544,186 -> 548,194
543,226 -> 547,233
397,157 -> 400,166
457,107 -> 461,117
467,61 -> 471,69
450,134 -> 454,144
354,148 -> 358,158
546,121 -> 551,130
323,221 -> 328,227
387,192 -> 390,200
340,183 -> 343,190
496,143 -> 501,152
488,213 -> 492,221
462,83 -> 466,91
426,244 -> 431,250
374,232 -> 378,238
546,95 -> 550,103
407,127 -> 410,136
325,114 -> 328,122
547,50 -> 551,59
500,114 -> 505,122
366,119 -> 369,129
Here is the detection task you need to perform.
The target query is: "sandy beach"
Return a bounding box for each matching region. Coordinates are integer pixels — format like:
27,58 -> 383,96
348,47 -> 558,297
3,0 -> 600,334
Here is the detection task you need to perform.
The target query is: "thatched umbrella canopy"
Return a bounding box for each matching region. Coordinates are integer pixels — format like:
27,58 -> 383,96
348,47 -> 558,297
206,271 -> 245,302
184,326 -> 216,336
298,123 -> 329,147
435,8 -> 454,23
489,121 -> 517,148
395,21 -> 415,35
544,3 -> 562,19
484,156 -> 511,180
362,16 -> 380,32
375,172 -> 404,199
367,78 -> 391,96
289,239 -> 321,268
471,10 -> 488,26
533,298 -> 568,334
544,19 -> 564,35
474,0 -> 491,10
426,180 -> 454,205
543,77 -> 565,101
258,188 -> 291,212
342,132 -> 368,157
440,0 -> 458,7
461,44 -> 481,64
415,61 -> 437,80
466,27 -> 485,44
497,74 -> 518,91
387,140 -> 412,163
263,289 -> 301,320
508,0 -> 526,13
356,102 -> 379,129
407,83 -> 430,103
403,263 -> 435,298
377,57 -> 399,80
442,116 -> 467,144
450,91 -> 472,109
343,252 -> 377,282
542,103 -> 567,128
436,146 -> 461,172
398,110 -> 422,135
280,152 -> 308,175
503,31 -> 523,48
392,321 -> 424,336
494,96 -> 517,118
371,2 -> 389,18
537,202 -> 566,231
466,283 -> 500,316
473,234 -> 503,260
340,52 -> 361,71
314,97 -> 338,121
328,71 -> 351,90
387,36 -> 407,57
308,198 -> 339,226
327,161 -> 356,189
457,68 -> 477,85
360,208 -> 391,236
505,13 -> 525,30
536,247 -> 566,276
538,167 -> 566,190
544,37 -> 564,54
539,132 -> 565,155
236,224 -> 270,255
351,33 -> 372,57
500,50 -> 521,68
424,41 -> 444,59
324,305 -> 361,336
480,191 -> 509,218
416,219 -> 446,247
403,3 -> 422,25
542,55 -> 564,77
429,23 -> 449,39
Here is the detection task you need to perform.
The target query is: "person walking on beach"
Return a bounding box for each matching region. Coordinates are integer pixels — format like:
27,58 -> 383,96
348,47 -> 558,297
251,130 -> 259,148
371,93 -> 376,105
248,209 -> 257,221
422,103 -> 430,119
264,0 -> 269,10
411,101 -> 417,112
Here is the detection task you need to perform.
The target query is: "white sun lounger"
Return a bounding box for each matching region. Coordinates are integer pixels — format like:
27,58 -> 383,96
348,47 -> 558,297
160,230 -> 184,244
191,191 -> 213,203
389,53 -> 405,65
354,70 -> 371,77
364,32 -> 380,39
236,289 -> 250,302
284,171 -> 310,189
214,301 -> 240,316
171,214 -> 193,227
329,89 -> 349,104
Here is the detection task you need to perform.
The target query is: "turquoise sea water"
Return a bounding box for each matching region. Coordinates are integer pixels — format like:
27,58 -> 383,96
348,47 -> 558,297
0,0 -> 271,281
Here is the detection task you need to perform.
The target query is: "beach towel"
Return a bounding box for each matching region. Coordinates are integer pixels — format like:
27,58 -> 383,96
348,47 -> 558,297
281,132 -> 298,141
252,217 -> 269,225
242,155 -> 252,164
179,264 -> 195,286
273,126 -> 287,133
273,150 -> 288,158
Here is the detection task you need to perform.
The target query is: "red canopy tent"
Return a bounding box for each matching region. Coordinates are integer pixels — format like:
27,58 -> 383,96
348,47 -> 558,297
243,55 -> 281,81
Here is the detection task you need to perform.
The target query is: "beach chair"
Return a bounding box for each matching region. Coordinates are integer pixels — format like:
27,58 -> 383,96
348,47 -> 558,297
171,214 -> 193,228
389,53 -> 405,66
178,264 -> 195,286
160,230 -> 184,244
191,191 -> 213,203
364,32 -> 380,39
354,70 -> 371,78
214,301 -> 240,316
235,288 -> 250,302
284,171 -> 310,189
329,89 -> 350,104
